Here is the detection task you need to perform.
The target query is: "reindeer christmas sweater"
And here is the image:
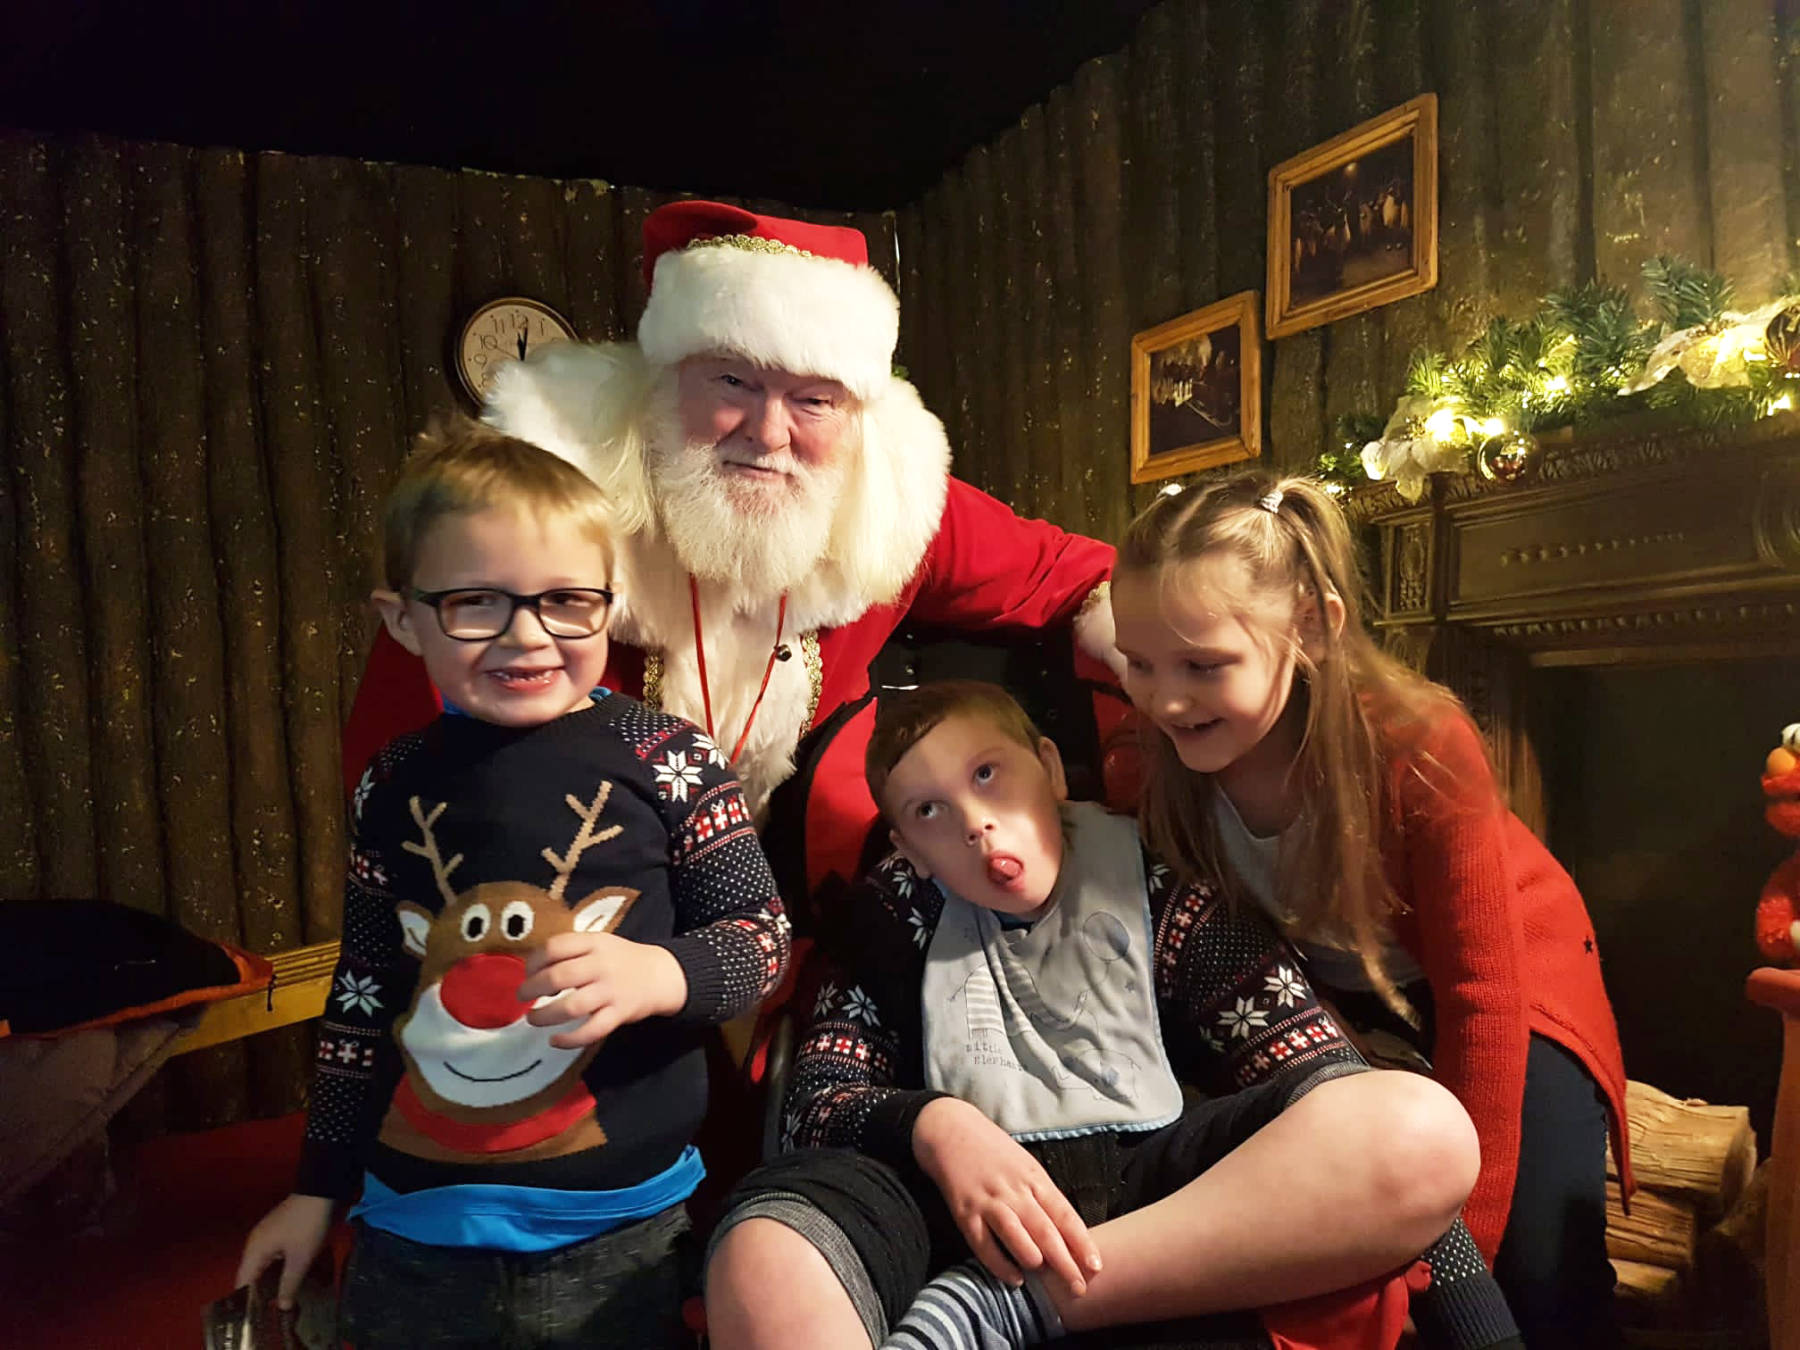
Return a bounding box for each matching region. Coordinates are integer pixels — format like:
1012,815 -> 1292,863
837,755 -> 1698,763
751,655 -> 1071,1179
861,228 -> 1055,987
296,693 -> 791,1213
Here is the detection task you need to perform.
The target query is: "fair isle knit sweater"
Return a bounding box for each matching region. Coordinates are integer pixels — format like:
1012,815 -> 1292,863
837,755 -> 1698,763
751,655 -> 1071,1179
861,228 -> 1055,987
784,838 -> 1519,1350
297,694 -> 791,1201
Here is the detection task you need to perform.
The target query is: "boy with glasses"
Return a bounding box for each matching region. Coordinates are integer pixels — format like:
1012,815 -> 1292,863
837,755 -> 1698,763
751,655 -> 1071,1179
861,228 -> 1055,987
237,416 -> 791,1349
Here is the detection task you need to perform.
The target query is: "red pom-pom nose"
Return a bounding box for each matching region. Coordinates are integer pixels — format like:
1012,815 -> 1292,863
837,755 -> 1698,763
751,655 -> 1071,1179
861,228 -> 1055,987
438,952 -> 531,1028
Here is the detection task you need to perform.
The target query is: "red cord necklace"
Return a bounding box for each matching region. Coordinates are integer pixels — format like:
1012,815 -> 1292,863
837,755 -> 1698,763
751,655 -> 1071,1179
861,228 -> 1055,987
689,575 -> 789,764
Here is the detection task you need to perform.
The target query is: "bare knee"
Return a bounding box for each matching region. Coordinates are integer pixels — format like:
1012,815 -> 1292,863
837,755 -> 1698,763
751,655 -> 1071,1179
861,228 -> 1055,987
705,1218 -> 870,1350
1361,1071 -> 1480,1238
705,1217 -> 823,1307
707,1218 -> 784,1300
1297,1069 -> 1478,1245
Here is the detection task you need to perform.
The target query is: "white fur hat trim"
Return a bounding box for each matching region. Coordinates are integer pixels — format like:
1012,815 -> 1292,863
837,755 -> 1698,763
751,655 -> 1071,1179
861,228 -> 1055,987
637,239 -> 900,400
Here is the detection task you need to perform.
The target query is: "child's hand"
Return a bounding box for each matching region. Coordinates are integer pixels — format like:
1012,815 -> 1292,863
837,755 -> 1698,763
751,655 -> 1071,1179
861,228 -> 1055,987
911,1096 -> 1102,1296
519,932 -> 688,1048
235,1193 -> 334,1309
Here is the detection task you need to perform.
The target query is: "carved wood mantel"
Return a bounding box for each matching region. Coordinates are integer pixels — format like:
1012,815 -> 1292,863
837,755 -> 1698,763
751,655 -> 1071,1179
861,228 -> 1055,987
1346,412 -> 1800,829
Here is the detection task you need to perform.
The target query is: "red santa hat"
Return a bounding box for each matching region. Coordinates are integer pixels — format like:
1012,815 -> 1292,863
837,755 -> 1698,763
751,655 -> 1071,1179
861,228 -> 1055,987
635,200 -> 900,401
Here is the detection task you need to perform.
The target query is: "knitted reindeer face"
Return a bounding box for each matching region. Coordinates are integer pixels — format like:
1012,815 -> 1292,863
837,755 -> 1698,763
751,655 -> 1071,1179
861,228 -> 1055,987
386,785 -> 637,1128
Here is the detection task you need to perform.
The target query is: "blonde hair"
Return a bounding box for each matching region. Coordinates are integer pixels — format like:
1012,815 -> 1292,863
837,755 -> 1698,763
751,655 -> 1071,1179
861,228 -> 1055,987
866,680 -> 1042,820
1118,470 -> 1475,1019
382,415 -> 618,591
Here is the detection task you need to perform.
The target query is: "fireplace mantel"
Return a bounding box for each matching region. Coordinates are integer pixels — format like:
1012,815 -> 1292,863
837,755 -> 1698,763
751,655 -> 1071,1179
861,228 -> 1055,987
1348,411 -> 1800,666
1347,412 -> 1800,828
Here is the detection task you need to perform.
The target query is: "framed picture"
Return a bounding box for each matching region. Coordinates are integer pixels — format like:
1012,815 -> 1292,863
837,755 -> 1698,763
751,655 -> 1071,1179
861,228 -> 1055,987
1130,290 -> 1262,484
1266,93 -> 1438,339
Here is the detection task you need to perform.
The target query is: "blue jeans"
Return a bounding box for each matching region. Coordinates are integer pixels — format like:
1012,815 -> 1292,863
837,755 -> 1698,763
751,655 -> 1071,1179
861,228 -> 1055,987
339,1202 -> 690,1349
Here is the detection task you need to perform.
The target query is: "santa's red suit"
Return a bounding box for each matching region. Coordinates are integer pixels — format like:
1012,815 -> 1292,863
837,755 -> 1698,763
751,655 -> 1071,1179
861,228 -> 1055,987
343,201 -> 1116,912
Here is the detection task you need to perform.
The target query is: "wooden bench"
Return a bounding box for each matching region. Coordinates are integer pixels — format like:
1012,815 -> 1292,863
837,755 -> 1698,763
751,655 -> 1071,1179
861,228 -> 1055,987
171,942 -> 340,1056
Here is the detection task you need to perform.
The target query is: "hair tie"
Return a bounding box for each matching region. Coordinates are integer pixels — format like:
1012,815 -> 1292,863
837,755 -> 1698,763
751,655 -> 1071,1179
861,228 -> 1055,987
1258,487 -> 1284,514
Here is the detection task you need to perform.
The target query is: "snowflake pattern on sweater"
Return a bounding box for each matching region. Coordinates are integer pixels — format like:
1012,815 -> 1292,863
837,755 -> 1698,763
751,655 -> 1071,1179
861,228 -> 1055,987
782,847 -> 1358,1165
296,695 -> 790,1201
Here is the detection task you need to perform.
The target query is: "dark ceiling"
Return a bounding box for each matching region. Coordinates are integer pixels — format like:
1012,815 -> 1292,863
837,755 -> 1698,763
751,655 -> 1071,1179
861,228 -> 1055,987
2,0 -> 1161,210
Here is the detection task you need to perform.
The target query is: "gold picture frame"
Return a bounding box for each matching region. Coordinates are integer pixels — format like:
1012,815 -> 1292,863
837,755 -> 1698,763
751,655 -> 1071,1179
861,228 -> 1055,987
1130,290 -> 1262,485
1266,93 -> 1438,340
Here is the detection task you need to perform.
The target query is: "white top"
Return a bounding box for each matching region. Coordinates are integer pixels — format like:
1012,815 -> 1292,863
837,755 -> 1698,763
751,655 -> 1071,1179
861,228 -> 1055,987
1209,791 -> 1424,993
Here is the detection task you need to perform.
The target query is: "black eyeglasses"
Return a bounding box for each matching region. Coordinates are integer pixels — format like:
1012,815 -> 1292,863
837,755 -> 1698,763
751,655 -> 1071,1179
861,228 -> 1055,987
410,587 -> 615,641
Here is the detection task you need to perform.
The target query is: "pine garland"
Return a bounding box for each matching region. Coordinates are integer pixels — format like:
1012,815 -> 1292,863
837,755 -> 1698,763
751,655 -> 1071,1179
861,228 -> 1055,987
1316,256 -> 1800,494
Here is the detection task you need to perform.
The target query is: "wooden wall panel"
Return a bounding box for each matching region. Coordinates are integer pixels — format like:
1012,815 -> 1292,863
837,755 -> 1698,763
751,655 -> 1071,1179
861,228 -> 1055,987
1267,0 -> 1329,474
1701,0 -> 1788,302
2,136 -> 98,899
966,144 -> 1002,501
134,140 -> 234,939
893,0 -> 1797,535
1019,108 -> 1062,522
1074,59 -> 1132,540
1589,0 -> 1710,295
1373,0 -> 1434,400
1126,1 -> 1186,337
1173,0 -> 1218,318
65,138 -> 163,916
1490,0 -> 1584,307
390,164 -> 459,437
992,127 -> 1034,509
0,232 -> 32,901
1321,0 -> 1388,447
1046,84 -> 1089,530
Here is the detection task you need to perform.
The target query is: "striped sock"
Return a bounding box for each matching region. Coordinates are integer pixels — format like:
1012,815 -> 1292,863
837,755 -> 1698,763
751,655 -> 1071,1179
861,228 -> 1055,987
880,1261 -> 1063,1349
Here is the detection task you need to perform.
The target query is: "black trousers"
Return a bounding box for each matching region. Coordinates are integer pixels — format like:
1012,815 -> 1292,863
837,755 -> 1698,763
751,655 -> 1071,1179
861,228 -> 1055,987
1492,1036 -> 1619,1350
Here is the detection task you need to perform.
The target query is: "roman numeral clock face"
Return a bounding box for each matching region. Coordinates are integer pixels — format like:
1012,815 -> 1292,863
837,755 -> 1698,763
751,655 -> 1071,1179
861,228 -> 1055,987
455,298 -> 577,405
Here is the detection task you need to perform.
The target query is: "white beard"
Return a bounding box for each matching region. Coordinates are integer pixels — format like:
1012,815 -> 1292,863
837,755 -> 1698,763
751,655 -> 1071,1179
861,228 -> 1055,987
641,378 -> 850,608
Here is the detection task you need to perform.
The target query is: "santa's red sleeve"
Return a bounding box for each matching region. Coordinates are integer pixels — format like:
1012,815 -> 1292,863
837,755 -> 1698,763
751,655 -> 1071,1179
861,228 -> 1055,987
340,629 -> 441,798
907,478 -> 1115,641
1390,710 -> 1532,1261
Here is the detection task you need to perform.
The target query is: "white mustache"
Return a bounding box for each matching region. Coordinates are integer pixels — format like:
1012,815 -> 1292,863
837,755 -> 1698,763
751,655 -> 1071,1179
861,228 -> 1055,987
720,453 -> 797,477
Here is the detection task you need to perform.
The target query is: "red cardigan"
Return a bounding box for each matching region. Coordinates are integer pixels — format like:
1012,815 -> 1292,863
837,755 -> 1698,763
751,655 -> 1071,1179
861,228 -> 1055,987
1381,708 -> 1630,1260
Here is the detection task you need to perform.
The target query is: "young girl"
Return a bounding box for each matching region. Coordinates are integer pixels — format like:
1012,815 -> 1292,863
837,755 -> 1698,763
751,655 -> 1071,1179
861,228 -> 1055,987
1109,472 -> 1629,1350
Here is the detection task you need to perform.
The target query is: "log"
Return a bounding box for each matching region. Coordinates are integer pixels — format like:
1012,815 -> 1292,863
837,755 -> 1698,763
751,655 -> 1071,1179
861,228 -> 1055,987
1611,1258 -> 1684,1324
1692,1166 -> 1764,1339
1698,1159 -> 1767,1306
1606,1179 -> 1698,1269
1608,1080 -> 1757,1222
1709,1158 -> 1767,1271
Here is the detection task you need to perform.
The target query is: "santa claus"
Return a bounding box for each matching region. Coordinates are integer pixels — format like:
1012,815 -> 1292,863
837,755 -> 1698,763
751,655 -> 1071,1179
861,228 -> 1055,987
344,200 -> 1117,910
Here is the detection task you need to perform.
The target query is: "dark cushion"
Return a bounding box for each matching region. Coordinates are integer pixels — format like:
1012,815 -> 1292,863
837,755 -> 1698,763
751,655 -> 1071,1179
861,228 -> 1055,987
0,899 -> 265,1036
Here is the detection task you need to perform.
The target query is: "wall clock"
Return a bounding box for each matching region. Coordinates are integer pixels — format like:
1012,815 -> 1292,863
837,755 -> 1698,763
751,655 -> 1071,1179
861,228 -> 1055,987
454,297 -> 577,405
